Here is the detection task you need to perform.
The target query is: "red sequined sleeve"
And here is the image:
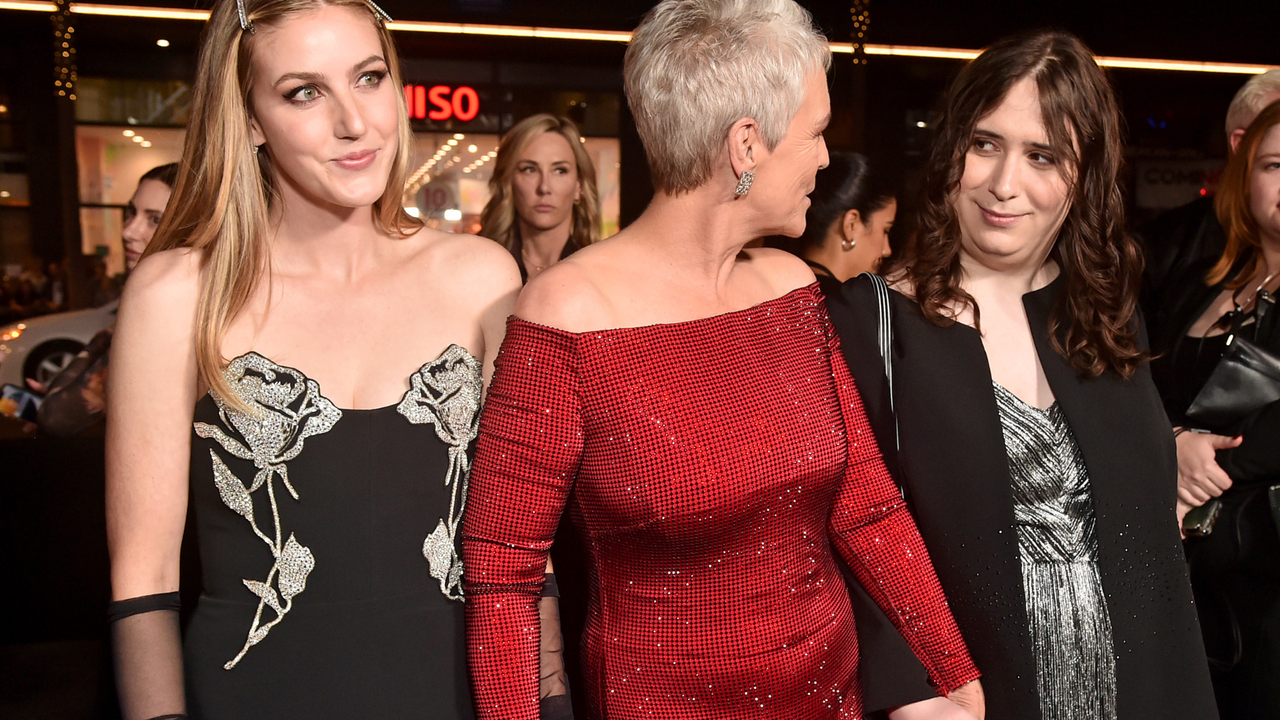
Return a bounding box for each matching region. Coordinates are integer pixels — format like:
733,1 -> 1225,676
462,320 -> 583,720
822,320 -> 981,695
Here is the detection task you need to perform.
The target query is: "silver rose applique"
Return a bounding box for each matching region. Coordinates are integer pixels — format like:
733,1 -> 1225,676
396,344 -> 482,601
194,352 -> 341,669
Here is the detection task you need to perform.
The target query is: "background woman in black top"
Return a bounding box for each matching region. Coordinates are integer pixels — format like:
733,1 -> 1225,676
827,31 -> 1217,720
1145,100 -> 1280,720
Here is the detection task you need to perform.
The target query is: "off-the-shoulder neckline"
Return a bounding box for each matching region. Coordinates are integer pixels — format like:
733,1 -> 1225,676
508,282 -> 821,337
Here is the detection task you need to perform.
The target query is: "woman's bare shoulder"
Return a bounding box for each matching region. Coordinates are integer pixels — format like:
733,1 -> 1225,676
120,247 -> 202,314
112,248 -> 201,380
740,247 -> 817,295
407,228 -> 522,302
514,256 -> 610,332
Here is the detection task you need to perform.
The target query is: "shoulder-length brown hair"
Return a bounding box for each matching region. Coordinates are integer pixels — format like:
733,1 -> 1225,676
144,0 -> 419,411
478,114 -> 601,256
1210,100 -> 1280,288
885,30 -> 1144,378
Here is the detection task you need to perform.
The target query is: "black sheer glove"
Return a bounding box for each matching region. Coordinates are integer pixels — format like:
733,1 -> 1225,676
107,592 -> 188,720
539,573 -> 573,719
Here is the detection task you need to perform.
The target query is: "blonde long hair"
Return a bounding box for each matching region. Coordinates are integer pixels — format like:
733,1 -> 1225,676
145,0 -> 420,410
479,114 -> 601,258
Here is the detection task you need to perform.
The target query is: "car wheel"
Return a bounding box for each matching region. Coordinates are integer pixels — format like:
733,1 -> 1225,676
23,340 -> 85,386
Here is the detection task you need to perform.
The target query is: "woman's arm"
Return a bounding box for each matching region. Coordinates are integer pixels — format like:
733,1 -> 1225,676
468,241 -> 575,719
821,318 -> 983,712
462,321 -> 583,720
105,249 -> 201,720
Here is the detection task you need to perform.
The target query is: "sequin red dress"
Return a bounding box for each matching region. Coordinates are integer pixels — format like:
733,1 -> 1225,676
462,284 -> 979,719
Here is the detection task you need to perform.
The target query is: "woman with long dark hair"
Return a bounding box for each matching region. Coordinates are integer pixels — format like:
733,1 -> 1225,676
827,31 -> 1217,720
1146,100 -> 1280,719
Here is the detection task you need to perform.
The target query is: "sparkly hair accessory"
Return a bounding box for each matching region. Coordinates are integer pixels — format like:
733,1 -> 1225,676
234,0 -> 392,33
365,0 -> 393,23
235,0 -> 253,33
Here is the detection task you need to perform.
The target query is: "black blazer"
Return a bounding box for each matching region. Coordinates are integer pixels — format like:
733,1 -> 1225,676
827,275 -> 1218,720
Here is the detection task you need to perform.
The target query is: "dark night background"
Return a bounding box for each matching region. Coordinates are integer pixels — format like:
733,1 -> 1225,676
0,1 -> 1275,717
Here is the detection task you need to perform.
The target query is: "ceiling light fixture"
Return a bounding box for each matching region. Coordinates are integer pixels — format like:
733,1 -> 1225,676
0,2 -> 1272,75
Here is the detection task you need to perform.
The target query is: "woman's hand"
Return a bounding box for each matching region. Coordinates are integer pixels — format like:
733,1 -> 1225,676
948,680 -> 984,719
888,680 -> 984,720
1175,429 -> 1242,505
888,697 -> 978,720
1176,498 -> 1194,539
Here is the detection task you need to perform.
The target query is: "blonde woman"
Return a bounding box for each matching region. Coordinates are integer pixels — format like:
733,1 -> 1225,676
104,1 -> 521,718
479,114 -> 601,281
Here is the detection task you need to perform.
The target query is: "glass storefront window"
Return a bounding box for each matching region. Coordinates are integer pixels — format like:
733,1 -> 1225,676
76,78 -> 191,127
76,125 -> 183,276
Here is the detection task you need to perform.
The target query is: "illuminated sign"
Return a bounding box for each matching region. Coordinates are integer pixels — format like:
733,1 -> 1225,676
404,85 -> 480,122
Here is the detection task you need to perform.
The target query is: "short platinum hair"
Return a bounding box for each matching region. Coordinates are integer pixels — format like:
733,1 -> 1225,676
625,0 -> 831,195
1226,69 -> 1280,136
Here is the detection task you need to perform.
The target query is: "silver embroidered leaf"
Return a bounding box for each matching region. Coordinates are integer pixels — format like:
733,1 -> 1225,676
447,560 -> 464,593
210,450 -> 254,522
247,627 -> 269,646
423,519 -> 460,596
243,579 -> 282,614
194,423 -> 254,461
249,466 -> 272,493
277,534 -> 315,600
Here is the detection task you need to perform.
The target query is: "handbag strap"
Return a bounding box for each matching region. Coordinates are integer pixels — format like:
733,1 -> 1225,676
859,272 -> 899,450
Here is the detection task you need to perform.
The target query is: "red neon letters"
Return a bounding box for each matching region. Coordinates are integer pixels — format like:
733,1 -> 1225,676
404,85 -> 480,122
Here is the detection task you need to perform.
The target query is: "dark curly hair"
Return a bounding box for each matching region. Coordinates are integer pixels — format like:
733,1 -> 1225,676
884,30 -> 1144,378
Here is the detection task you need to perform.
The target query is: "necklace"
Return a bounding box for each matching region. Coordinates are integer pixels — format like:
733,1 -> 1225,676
803,258 -> 837,280
1215,265 -> 1280,334
1232,265 -> 1280,314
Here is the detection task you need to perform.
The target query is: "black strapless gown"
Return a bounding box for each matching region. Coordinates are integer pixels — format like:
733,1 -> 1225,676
183,347 -> 479,719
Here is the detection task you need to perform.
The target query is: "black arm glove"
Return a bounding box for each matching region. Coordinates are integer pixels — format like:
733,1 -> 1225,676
539,572 -> 574,720
107,592 -> 188,720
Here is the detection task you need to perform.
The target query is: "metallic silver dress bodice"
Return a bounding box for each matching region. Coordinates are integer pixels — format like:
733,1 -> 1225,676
993,383 -> 1118,720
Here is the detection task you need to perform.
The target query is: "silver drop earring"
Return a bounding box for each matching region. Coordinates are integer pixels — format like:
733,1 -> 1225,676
734,170 -> 754,197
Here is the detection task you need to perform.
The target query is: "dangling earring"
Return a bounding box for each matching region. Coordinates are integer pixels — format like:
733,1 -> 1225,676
252,144 -> 260,155
734,170 -> 754,197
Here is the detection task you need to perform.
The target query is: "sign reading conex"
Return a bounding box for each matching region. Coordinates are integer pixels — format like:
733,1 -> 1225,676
404,85 -> 480,122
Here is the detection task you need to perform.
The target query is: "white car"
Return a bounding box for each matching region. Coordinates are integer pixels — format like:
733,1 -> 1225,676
0,300 -> 119,389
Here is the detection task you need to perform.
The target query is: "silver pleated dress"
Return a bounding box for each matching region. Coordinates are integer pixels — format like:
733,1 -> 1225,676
993,383 -> 1118,720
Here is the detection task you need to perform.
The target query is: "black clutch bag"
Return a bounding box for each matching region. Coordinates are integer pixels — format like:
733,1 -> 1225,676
1185,334 -> 1280,433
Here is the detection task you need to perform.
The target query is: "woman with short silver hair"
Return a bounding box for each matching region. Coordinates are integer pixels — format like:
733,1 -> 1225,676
461,1 -> 984,719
